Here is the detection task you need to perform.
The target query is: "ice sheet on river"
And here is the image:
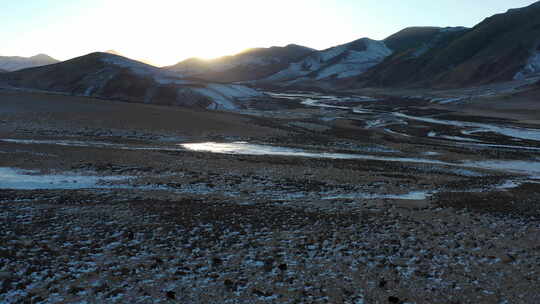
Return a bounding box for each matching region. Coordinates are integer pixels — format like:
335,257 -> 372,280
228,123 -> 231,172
182,142 -> 540,177
394,113 -> 540,142
0,167 -> 128,190
180,142 -> 449,165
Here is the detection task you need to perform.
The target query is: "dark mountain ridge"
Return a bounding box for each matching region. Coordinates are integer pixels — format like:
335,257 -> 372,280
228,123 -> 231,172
166,44 -> 315,82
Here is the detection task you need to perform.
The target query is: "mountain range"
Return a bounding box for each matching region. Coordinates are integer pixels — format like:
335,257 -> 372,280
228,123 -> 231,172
1,2 -> 540,108
165,2 -> 540,89
0,54 -> 59,72
0,52 -> 261,110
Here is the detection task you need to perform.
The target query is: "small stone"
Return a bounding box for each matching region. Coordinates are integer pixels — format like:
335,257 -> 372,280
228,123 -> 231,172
224,279 -> 236,291
388,296 -> 400,303
252,288 -> 272,297
211,257 -> 222,266
499,254 -> 515,264
165,290 -> 176,300
263,258 -> 275,272
0,272 -> 12,280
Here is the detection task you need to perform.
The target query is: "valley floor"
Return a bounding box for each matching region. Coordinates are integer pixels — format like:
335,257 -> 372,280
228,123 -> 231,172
1,89 -> 539,303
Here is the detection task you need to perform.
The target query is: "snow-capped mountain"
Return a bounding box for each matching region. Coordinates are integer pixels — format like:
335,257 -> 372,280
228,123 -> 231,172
166,44 -> 315,82
261,38 -> 392,84
0,54 -> 59,72
0,52 -> 262,110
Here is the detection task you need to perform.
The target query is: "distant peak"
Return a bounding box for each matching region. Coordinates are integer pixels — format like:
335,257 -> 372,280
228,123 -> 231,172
105,50 -> 122,56
30,53 -> 55,60
285,43 -> 313,49
401,26 -> 442,31
348,37 -> 377,45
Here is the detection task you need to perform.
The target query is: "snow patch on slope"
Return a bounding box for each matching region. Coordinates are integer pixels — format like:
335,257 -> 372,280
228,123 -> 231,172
316,41 -> 392,79
514,51 -> 540,80
99,53 -> 263,109
265,39 -> 392,82
194,84 -> 263,110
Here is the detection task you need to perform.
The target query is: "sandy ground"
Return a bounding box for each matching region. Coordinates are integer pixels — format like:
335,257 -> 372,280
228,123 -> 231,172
0,90 -> 280,139
1,89 -> 540,303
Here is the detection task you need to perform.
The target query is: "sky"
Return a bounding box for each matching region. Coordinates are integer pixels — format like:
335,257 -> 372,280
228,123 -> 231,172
1,0 -> 538,66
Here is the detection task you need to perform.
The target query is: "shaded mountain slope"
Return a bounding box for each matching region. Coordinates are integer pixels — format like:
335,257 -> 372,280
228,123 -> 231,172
383,27 -> 451,53
357,2 -> 540,88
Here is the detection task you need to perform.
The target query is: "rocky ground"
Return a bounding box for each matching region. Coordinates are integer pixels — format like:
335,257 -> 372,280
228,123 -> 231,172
1,89 -> 540,303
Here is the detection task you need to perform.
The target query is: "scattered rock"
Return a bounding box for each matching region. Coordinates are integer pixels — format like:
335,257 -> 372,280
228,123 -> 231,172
388,296 -> 401,303
165,290 -> 176,300
499,254 -> 516,264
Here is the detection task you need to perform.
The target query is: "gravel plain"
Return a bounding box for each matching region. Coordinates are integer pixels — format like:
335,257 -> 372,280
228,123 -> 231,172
1,90 -> 540,303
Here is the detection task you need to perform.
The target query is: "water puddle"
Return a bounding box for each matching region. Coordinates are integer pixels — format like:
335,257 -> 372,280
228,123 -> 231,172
0,167 -> 129,190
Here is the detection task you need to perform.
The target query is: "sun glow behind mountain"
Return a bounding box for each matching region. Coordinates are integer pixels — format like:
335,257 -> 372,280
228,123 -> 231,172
100,0 -> 346,65
1,0 -> 538,66
8,0 -> 349,66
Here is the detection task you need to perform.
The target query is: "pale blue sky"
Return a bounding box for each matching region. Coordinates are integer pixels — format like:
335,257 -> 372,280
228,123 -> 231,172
1,0 -> 537,66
